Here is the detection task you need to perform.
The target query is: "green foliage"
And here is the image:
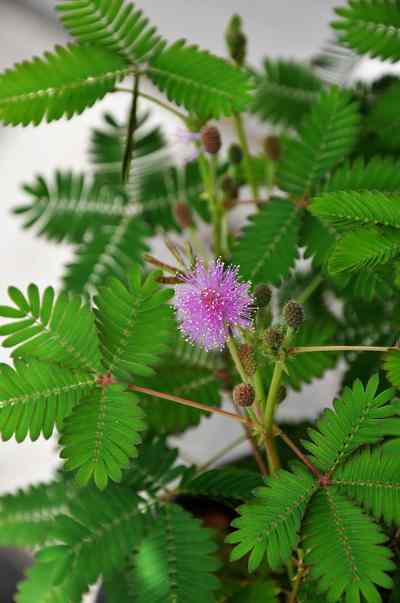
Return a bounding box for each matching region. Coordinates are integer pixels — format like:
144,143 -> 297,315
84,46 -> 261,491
303,376 -> 399,472
278,88 -> 360,196
232,199 -> 300,286
95,267 -> 174,378
310,191 -> 400,231
0,479 -> 76,548
124,436 -> 185,494
227,464 -> 316,571
384,350 -> 400,388
333,447 -> 400,525
16,485 -> 146,603
323,156 -> 400,193
0,361 -> 95,441
0,284 -> 101,371
148,40 -> 253,118
130,503 -> 220,603
15,172 -> 129,244
60,384 -> 146,489
228,376 -> 400,601
303,488 -> 394,603
0,44 -> 128,126
57,0 -> 164,63
328,227 -> 400,274
252,59 -> 323,127
333,0 -> 400,62
367,80 -> 400,152
63,216 -> 149,295
180,468 -> 263,502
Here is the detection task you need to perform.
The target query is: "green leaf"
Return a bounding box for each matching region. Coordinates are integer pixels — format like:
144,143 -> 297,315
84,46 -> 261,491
333,447 -> 400,525
310,191 -> 400,231
0,44 -> 129,126
95,267 -> 174,378
333,0 -> 400,62
130,503 -> 220,603
303,375 -> 399,473
60,383 -> 146,489
148,40 -> 253,118
0,361 -> 95,441
226,464 -> 316,571
252,59 -> 323,127
63,216 -> 149,295
323,156 -> 400,193
0,285 -> 102,372
278,88 -> 360,196
0,479 -> 76,548
384,350 -> 400,388
367,81 -> 400,151
301,213 -> 337,267
57,0 -> 164,63
124,436 -> 185,494
16,485 -> 146,603
286,318 -> 339,390
232,199 -> 300,286
16,171 -> 130,244
180,468 -> 263,502
328,227 -> 400,274
303,488 -> 394,602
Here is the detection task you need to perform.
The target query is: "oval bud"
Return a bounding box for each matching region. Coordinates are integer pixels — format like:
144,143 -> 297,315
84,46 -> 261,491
233,382 -> 255,407
201,126 -> 222,155
283,300 -> 305,329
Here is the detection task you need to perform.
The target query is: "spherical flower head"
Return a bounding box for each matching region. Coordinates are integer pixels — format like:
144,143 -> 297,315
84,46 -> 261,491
173,259 -> 253,351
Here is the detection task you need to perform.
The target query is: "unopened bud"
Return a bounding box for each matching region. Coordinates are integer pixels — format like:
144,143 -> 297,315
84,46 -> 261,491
264,327 -> 284,351
238,343 -> 256,377
254,283 -> 272,308
283,300 -> 305,329
201,126 -> 222,155
228,143 -> 243,165
233,382 -> 255,407
264,136 -> 281,161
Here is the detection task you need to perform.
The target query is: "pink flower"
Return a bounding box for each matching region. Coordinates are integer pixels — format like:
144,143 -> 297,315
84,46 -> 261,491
173,259 -> 253,351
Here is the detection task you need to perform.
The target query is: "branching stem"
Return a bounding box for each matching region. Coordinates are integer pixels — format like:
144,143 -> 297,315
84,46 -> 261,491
128,384 -> 252,426
274,426 -> 321,479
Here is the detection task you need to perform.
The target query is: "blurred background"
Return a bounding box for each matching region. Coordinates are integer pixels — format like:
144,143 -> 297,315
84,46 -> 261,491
0,0 -> 390,498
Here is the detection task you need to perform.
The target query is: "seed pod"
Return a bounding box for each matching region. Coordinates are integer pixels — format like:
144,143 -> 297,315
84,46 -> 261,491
283,300 -> 305,329
254,283 -> 272,308
221,175 -> 239,198
264,135 -> 281,161
238,343 -> 256,377
264,327 -> 284,351
277,385 -> 287,404
228,143 -> 243,165
201,126 -> 222,155
233,382 -> 255,407
174,201 -> 194,229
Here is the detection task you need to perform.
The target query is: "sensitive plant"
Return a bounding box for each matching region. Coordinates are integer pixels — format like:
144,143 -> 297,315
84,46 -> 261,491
2,1 -> 400,602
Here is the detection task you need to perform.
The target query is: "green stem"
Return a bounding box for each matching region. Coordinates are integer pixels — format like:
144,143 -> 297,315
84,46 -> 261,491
297,273 -> 324,305
227,337 -> 248,383
290,345 -> 396,355
197,152 -> 223,257
263,361 -> 284,474
233,112 -> 259,201
115,87 -> 188,122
